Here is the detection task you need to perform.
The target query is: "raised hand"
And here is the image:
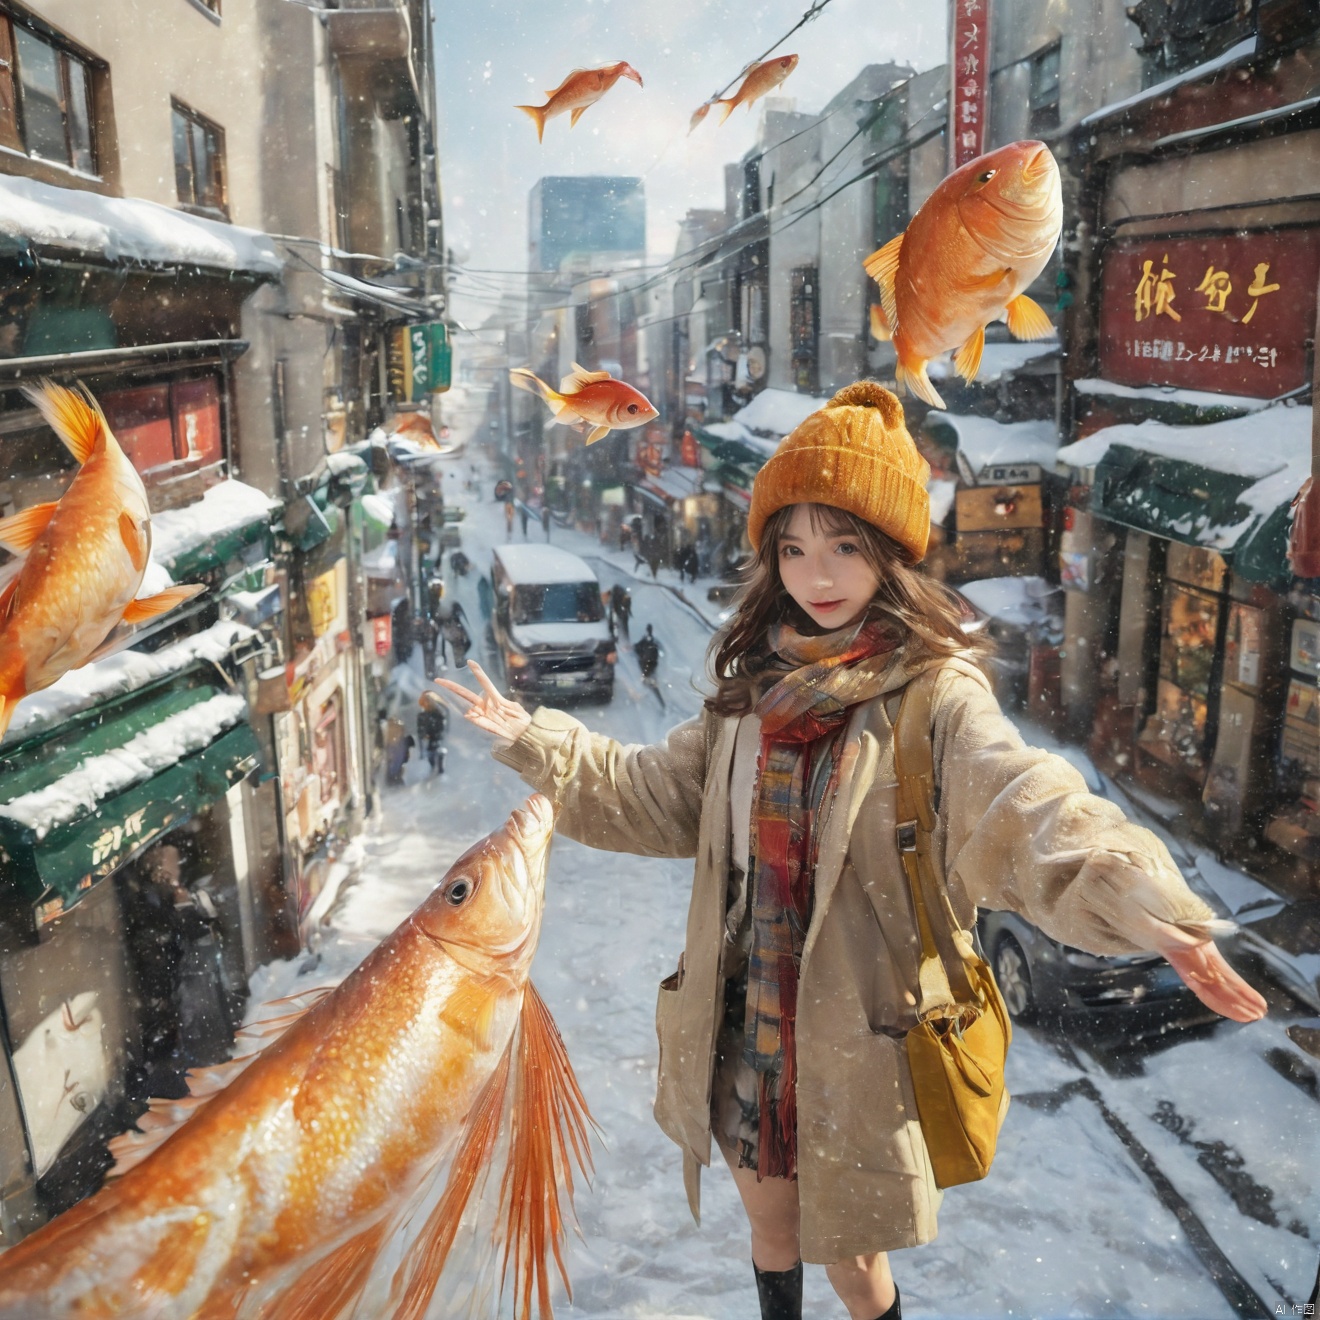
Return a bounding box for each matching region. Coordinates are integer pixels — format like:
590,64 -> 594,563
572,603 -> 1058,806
433,660 -> 533,745
1150,922 -> 1268,1023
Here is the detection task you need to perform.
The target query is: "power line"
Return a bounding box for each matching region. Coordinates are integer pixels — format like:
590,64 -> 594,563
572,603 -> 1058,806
703,0 -> 840,105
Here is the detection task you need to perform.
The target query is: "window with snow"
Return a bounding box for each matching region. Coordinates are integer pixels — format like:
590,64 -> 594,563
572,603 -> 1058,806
0,14 -> 98,176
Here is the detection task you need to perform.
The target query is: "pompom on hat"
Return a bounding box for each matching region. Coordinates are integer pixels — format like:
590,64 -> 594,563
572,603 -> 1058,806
746,380 -> 931,562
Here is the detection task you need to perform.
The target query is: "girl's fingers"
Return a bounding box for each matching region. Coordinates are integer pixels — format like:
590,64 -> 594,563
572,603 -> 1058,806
433,678 -> 479,707
467,660 -> 503,703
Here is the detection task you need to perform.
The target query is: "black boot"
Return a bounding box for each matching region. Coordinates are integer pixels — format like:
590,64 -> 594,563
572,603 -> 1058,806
869,1284 -> 901,1320
753,1261 -> 802,1319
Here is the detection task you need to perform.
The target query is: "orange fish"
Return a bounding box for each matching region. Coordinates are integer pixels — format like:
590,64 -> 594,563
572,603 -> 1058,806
0,794 -> 594,1320
863,140 -> 1062,410
390,411 -> 442,450
516,62 -> 643,142
510,364 -> 658,444
707,54 -> 799,126
0,382 -> 203,740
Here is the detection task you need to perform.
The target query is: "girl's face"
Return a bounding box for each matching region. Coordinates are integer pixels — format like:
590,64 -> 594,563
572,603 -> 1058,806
776,504 -> 881,630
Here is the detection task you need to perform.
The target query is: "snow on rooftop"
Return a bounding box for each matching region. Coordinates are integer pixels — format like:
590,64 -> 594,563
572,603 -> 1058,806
151,479 -> 279,573
2,621 -> 252,746
0,173 -> 281,275
0,691 -> 247,839
1080,38 -> 1256,125
321,268 -> 428,313
733,387 -> 830,438
929,339 -> 1059,382
958,575 -> 1062,627
493,543 -> 600,584
1074,378 -> 1272,412
939,414 -> 1060,473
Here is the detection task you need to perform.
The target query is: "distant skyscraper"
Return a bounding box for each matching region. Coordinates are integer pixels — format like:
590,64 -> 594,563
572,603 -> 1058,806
528,176 -> 645,273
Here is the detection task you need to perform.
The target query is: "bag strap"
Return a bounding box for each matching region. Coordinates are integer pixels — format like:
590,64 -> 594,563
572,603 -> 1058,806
893,664 -> 975,1021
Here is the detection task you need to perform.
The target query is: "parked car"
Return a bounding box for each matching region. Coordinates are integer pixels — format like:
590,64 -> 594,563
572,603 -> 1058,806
490,545 -> 615,703
976,909 -> 1199,1023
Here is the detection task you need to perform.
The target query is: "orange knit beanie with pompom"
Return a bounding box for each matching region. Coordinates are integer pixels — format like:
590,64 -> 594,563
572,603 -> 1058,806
746,380 -> 930,562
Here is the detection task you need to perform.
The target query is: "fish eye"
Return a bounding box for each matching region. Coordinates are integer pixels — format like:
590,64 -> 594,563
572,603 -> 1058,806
627,403 -> 639,414
443,877 -> 473,906
977,169 -> 997,184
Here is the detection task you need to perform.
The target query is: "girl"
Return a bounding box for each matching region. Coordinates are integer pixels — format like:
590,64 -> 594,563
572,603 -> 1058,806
437,381 -> 1266,1320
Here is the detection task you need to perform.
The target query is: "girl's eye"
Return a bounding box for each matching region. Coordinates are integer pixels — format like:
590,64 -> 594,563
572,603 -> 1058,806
781,545 -> 802,557
835,542 -> 858,555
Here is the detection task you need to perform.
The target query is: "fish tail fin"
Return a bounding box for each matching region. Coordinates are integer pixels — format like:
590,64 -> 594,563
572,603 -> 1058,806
1005,293 -> 1054,340
688,102 -> 712,134
868,304 -> 892,343
509,368 -> 568,418
515,104 -> 548,143
500,982 -> 598,1319
22,380 -> 108,465
715,97 -> 736,125
896,354 -> 946,410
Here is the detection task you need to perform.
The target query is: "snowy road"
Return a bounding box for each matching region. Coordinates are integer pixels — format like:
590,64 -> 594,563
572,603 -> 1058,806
244,452 -> 1318,1319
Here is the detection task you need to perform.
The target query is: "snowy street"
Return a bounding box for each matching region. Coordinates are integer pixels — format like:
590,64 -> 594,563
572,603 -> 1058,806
238,452 -> 1319,1320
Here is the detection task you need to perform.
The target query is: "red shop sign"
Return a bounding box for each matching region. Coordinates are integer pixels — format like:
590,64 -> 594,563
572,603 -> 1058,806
1097,230 -> 1320,398
948,0 -> 990,170
371,615 -> 392,657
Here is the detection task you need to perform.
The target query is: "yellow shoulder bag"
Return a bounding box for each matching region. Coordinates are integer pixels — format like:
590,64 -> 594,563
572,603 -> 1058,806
893,664 -> 1011,1188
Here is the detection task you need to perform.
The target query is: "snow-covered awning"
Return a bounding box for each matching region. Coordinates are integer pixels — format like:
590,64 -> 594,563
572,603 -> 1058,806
640,466 -> 704,505
930,414 -> 1060,478
1,620 -> 253,747
151,479 -> 280,580
0,173 -> 281,276
320,268 -> 430,318
1058,405 -> 1311,584
1080,38 -> 1256,126
1074,378 -> 1272,413
0,678 -> 262,923
732,388 -> 830,439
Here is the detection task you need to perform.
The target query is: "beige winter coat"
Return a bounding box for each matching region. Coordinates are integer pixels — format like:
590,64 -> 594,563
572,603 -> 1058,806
493,647 -> 1216,1262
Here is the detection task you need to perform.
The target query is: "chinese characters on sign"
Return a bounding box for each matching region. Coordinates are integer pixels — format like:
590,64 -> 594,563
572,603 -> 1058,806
949,0 -> 989,170
1098,231 -> 1320,397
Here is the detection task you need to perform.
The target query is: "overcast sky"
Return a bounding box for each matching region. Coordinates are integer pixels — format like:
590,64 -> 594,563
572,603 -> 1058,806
432,0 -> 947,323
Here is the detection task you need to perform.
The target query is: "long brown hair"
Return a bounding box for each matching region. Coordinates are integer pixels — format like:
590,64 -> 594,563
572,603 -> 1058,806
705,502 -> 989,716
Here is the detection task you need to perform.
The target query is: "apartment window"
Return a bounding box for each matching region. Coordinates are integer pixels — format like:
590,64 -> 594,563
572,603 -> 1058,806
171,99 -> 226,217
789,265 -> 819,395
0,14 -> 96,173
1028,42 -> 1061,136
743,157 -> 761,219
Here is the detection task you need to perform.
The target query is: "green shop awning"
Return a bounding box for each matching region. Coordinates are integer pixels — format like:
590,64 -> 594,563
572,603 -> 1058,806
1091,443 -> 1295,585
0,682 -> 261,927
691,424 -> 772,474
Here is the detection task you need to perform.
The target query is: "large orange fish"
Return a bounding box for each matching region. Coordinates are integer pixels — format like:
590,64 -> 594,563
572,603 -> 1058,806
0,793 -> 593,1320
863,140 -> 1062,409
516,62 -> 643,142
694,54 -> 799,128
510,364 -> 657,444
0,382 -> 203,740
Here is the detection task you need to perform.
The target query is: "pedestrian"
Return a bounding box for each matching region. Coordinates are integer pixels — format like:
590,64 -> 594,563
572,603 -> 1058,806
646,543 -> 661,579
383,717 -> 413,785
443,611 -> 472,670
609,583 -> 632,642
542,505 -> 552,541
619,522 -> 632,555
450,549 -> 470,578
420,611 -> 439,680
681,543 -> 699,584
435,381 -> 1264,1320
519,502 -> 530,539
477,574 -> 495,624
634,622 -> 659,680
504,498 -> 515,537
631,516 -> 646,573
417,692 -> 448,775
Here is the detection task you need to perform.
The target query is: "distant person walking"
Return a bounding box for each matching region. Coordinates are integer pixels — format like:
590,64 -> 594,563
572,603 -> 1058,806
416,693 -> 448,775
635,623 -> 659,680
477,574 -> 495,624
504,498 -> 515,537
609,583 -> 632,642
646,541 -> 662,580
518,502 -> 530,539
542,505 -> 552,541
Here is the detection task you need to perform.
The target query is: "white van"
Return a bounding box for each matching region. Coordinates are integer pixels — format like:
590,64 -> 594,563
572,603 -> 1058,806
490,545 -> 615,702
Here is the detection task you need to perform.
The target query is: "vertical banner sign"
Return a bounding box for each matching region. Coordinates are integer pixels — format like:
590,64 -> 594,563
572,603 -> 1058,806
388,324 -> 453,403
949,0 -> 990,171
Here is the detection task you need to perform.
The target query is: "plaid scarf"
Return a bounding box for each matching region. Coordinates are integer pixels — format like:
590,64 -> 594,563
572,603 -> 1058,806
744,615 -> 900,1180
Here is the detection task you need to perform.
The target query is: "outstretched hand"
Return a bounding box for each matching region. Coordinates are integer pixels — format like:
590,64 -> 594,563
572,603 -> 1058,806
1150,923 -> 1267,1023
433,661 -> 533,745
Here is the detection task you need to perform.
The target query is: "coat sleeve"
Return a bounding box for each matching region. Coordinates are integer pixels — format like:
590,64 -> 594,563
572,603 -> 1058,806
491,706 -> 709,858
930,664 -> 1217,957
